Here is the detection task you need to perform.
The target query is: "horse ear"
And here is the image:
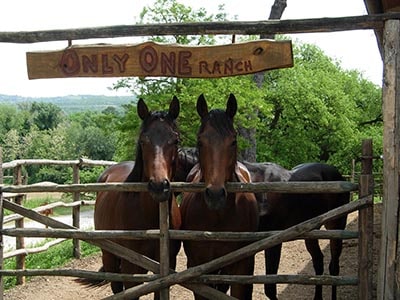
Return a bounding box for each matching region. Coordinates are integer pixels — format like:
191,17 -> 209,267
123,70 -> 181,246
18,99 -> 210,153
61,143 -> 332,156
137,98 -> 150,120
168,96 -> 180,120
196,94 -> 208,118
226,93 -> 237,119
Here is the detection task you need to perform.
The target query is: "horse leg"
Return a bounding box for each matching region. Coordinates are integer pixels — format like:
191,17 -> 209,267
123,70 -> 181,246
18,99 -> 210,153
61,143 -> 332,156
325,217 -> 346,300
121,260 -> 147,300
101,250 -> 123,294
226,256 -> 255,300
264,244 -> 282,300
305,239 -> 324,300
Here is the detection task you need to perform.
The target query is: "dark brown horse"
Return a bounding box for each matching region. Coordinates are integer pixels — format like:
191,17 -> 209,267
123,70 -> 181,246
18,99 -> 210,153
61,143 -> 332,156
242,161 -> 291,216
256,162 -> 350,300
180,94 -> 259,300
94,97 -> 181,299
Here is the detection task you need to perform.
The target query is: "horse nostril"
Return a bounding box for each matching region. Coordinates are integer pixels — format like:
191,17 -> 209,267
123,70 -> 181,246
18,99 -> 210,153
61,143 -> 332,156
148,179 -> 171,194
205,187 -> 225,199
162,179 -> 170,193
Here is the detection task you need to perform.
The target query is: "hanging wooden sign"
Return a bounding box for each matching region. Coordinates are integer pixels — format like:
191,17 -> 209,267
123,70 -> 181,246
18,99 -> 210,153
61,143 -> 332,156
26,40 -> 293,79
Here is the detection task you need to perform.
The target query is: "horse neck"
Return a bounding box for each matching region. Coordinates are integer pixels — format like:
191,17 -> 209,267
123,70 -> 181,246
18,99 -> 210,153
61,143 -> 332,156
127,145 -> 145,182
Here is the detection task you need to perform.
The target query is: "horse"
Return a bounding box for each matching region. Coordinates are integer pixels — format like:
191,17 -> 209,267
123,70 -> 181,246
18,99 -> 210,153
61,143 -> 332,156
241,161 -> 291,216
257,162 -> 350,300
93,96 -> 181,299
180,94 -> 259,300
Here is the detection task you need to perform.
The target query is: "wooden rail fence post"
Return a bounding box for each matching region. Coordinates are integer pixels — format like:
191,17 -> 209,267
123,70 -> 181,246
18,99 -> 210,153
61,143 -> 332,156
0,147 -> 3,185
159,201 -> 170,300
13,165 -> 25,285
72,164 -> 80,258
378,18 -> 400,300
0,148 -> 4,300
358,139 -> 374,300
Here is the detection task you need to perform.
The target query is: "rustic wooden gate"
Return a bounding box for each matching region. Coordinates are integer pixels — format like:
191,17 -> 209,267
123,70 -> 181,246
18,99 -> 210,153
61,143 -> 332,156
0,144 -> 373,300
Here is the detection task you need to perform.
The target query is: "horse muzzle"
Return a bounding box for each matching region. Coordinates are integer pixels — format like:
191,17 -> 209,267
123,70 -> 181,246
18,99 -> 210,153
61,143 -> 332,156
204,186 -> 227,210
148,179 -> 171,202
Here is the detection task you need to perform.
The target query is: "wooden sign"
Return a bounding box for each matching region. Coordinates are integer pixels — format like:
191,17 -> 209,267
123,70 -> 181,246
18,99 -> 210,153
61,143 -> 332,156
26,40 -> 293,79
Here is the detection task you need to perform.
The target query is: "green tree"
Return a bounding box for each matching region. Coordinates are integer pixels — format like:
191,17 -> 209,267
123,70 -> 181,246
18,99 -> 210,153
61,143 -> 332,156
29,102 -> 64,131
258,42 -> 382,172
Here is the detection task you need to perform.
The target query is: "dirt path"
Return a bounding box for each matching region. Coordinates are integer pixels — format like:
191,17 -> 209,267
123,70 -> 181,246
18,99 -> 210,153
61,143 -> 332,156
4,205 -> 381,300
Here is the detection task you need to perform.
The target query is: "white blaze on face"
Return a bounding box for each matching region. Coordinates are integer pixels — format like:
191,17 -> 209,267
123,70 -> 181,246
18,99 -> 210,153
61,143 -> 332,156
150,145 -> 169,183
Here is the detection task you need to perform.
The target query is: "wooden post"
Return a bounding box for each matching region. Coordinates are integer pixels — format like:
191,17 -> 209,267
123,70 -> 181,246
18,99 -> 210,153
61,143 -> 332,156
72,164 -> 80,258
0,147 -> 3,185
358,139 -> 374,300
378,19 -> 400,300
159,201 -> 170,300
0,148 -> 3,299
13,165 -> 25,285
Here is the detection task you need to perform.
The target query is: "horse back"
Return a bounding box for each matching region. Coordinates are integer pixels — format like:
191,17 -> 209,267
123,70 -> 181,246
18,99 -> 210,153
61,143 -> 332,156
97,161 -> 135,183
290,162 -> 345,181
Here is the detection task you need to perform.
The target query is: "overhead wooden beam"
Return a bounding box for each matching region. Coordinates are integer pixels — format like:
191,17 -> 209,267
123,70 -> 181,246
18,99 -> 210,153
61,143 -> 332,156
1,13 -> 400,44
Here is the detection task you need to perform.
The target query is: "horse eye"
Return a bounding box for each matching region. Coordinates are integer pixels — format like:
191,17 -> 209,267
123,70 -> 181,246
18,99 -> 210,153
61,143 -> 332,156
231,140 -> 237,147
197,141 -> 202,148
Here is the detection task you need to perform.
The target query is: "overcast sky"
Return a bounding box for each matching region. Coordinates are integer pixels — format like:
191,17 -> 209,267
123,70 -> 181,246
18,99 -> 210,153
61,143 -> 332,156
0,0 -> 382,97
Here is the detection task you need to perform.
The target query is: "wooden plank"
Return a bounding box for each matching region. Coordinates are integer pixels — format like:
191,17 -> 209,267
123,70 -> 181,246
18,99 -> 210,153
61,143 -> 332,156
1,181 -> 358,194
26,40 -> 293,79
72,165 -> 80,259
0,269 -> 359,286
378,19 -> 400,300
358,140 -> 374,300
2,13 -> 400,44
0,194 -> 4,300
159,201 -> 170,300
1,228 -> 359,241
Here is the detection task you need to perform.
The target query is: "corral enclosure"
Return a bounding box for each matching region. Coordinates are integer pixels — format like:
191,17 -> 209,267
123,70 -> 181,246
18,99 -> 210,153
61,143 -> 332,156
0,1 -> 399,299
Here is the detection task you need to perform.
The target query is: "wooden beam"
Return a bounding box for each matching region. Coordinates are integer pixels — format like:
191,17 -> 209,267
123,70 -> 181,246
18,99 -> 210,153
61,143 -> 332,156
358,139 -> 374,300
378,19 -> 400,300
1,13 -> 400,44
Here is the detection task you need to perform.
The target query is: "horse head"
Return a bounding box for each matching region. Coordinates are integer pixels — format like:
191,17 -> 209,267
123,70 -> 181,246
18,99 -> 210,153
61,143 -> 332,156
134,96 -> 180,202
196,93 -> 238,210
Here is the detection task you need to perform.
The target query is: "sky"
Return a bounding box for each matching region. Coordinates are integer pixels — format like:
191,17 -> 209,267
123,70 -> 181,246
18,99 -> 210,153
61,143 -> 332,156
0,0 -> 383,97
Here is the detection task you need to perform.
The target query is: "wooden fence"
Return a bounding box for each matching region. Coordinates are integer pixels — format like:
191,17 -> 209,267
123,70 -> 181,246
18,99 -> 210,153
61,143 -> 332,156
0,139 -> 374,299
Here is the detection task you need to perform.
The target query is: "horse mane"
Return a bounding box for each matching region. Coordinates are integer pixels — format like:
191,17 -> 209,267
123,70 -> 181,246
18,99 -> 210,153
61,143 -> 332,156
127,110 -> 179,182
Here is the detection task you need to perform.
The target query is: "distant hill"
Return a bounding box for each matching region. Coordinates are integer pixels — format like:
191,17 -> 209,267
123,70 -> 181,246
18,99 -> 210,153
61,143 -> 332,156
0,94 -> 135,114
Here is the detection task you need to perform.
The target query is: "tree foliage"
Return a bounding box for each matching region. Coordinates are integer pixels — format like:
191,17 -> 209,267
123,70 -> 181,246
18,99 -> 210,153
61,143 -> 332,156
258,42 -> 382,172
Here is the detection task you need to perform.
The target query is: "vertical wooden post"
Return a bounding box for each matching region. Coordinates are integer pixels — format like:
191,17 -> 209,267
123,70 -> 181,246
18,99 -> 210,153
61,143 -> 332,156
358,139 -> 374,300
0,147 -> 4,300
0,192 -> 4,300
72,164 -> 81,258
13,165 -> 25,284
378,19 -> 400,300
159,201 -> 170,300
0,147 -> 3,185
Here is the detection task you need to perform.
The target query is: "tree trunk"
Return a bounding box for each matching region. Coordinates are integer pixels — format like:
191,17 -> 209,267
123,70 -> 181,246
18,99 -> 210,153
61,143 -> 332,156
240,0 -> 287,162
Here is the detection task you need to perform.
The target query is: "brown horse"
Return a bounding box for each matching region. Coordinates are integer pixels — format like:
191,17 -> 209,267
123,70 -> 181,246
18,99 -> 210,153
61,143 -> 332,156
94,97 -> 181,299
180,94 -> 259,300
256,162 -> 350,300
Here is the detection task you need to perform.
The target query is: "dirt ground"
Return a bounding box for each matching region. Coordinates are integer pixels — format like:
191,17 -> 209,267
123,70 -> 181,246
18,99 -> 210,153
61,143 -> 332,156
3,204 -> 381,300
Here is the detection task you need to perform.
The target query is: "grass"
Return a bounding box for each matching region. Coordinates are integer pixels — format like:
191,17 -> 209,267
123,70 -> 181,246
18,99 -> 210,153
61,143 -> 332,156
3,240 -> 100,290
